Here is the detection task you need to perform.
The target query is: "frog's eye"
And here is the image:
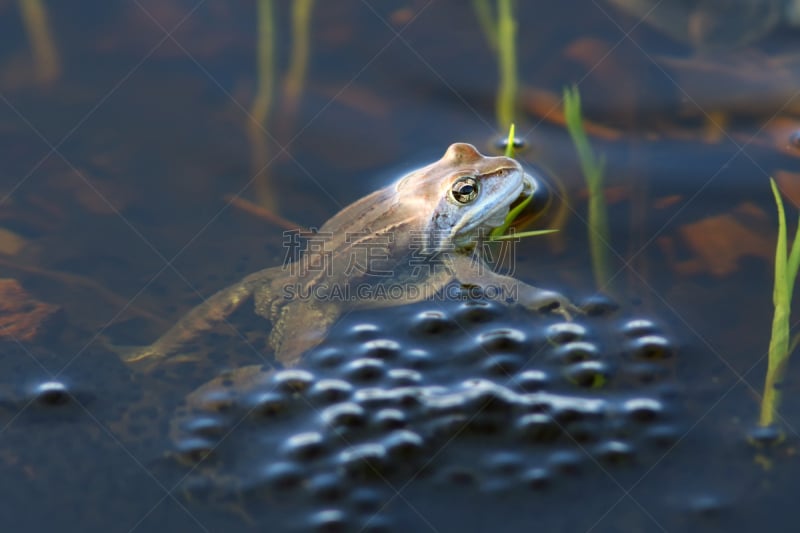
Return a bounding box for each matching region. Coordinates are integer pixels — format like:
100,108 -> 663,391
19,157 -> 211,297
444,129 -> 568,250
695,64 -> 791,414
450,176 -> 479,204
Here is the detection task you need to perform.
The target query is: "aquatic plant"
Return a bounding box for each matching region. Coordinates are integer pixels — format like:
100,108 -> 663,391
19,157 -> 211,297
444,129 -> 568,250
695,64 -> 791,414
563,85 -> 610,291
249,0 -> 277,210
491,125 -> 557,242
249,0 -> 315,211
18,0 -> 60,83
472,0 -> 498,51
759,178 -> 800,429
495,0 -> 517,130
283,0 -> 315,114
472,0 -> 517,129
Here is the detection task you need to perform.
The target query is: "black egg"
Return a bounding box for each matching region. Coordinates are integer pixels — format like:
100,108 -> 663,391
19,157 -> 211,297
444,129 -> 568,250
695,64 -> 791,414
308,347 -> 347,369
579,294 -> 619,316
373,408 -> 407,430
747,425 -> 783,448
546,322 -> 588,345
516,413 -> 561,443
478,327 -> 527,352
594,440 -> 635,465
346,323 -> 383,342
349,487 -> 383,512
321,402 -> 366,429
387,368 -> 422,385
263,461 -> 305,490
563,360 -> 611,388
521,467 -> 551,490
173,437 -> 216,463
248,391 -> 291,417
454,300 -> 502,323
309,379 -> 354,405
360,339 -> 402,360
481,354 -> 524,376
620,318 -> 660,338
548,450 -> 584,476
550,341 -> 600,364
180,415 -> 228,438
272,369 -> 315,393
31,381 -> 71,406
308,509 -> 348,532
410,310 -> 459,336
282,431 -> 326,461
307,473 -> 347,502
383,429 -> 424,459
195,387 -> 238,413
397,349 -> 433,370
623,398 -> 665,423
630,335 -> 673,360
338,443 -> 388,478
342,358 -> 386,382
511,369 -> 550,392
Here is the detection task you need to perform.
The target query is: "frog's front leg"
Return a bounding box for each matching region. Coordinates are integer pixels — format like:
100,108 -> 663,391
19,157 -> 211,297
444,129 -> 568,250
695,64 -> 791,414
122,267 -> 275,364
447,254 -> 576,319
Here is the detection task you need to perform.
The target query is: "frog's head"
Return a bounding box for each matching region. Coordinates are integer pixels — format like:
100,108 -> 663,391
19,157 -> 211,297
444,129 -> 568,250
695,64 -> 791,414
396,143 -> 536,252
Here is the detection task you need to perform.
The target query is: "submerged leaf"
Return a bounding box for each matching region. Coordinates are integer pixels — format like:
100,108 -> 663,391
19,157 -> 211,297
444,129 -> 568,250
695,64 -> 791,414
0,278 -> 60,341
663,209 -> 773,277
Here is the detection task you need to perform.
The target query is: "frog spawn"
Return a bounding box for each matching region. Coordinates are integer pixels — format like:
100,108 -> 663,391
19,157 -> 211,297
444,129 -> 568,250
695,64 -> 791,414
171,300 -> 679,531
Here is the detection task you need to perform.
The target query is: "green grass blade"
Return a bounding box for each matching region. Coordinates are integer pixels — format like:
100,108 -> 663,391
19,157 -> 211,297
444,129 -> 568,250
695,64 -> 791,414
760,178 -> 792,427
490,124 -> 530,239
18,0 -> 61,83
563,85 -> 611,291
284,0 -> 314,110
490,190 -> 532,239
251,0 -> 275,130
495,0 -> 517,129
490,229 -> 559,241
504,123 -> 516,158
771,179 -> 788,302
472,0 -> 498,50
786,210 -> 800,297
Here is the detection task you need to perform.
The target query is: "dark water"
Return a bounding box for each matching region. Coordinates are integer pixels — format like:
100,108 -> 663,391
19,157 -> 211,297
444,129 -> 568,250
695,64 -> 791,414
1,1 -> 799,531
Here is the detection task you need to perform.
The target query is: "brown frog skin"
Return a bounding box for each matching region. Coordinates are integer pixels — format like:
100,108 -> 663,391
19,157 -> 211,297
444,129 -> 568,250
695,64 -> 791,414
123,143 -> 572,369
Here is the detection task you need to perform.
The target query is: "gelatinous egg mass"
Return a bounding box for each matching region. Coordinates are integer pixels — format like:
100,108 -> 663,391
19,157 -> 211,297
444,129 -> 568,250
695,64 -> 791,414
173,300 -> 680,531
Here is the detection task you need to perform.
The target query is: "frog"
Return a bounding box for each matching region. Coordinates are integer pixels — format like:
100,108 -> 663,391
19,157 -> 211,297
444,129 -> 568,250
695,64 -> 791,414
123,142 -> 573,371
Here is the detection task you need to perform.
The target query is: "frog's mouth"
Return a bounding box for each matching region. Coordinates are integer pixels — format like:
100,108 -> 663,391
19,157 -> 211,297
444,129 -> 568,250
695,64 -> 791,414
507,177 -> 534,216
489,173 -> 536,234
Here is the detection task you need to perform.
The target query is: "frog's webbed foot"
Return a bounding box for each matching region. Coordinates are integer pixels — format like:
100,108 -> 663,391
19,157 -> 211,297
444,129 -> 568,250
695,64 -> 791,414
448,255 -> 578,320
117,343 -> 203,371
119,344 -> 167,364
114,275 -> 264,369
521,288 -> 580,321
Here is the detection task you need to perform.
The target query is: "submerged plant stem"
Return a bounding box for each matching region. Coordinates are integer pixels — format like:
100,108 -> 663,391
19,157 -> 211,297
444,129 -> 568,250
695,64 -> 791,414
250,0 -> 277,211
472,0 -> 498,50
564,86 -> 610,291
283,0 -> 314,115
495,0 -> 517,129
18,0 -> 60,83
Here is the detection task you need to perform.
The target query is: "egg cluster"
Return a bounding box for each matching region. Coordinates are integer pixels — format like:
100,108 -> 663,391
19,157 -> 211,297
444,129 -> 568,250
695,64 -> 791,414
173,300 -> 679,530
